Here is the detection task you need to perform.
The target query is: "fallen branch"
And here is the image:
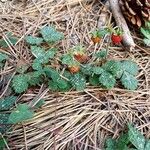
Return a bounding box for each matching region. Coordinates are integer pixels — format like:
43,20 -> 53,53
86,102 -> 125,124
108,0 -> 135,50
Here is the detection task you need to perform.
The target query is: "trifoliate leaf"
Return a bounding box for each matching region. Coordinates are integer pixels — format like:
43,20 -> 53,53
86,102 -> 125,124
48,80 -> 58,91
25,36 -> 43,45
145,140 -> 150,150
0,52 -> 8,62
102,60 -> 122,77
61,54 -> 74,66
12,75 -> 29,93
0,32 -> 17,48
99,71 -> 116,89
128,124 -> 145,150
121,72 -> 138,90
31,46 -> 45,58
105,138 -> 116,150
0,113 -> 10,134
89,75 -> 99,86
40,26 -> 64,43
8,104 -> 34,124
95,49 -> 107,59
0,96 -> 17,111
81,64 -> 93,75
34,99 -> 45,108
70,73 -> 86,91
121,60 -> 138,76
143,38 -> 150,46
92,67 -> 104,75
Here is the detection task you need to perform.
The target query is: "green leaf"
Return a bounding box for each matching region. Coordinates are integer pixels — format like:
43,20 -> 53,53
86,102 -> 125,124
145,140 -> 150,150
46,48 -> 57,59
30,46 -> 45,58
0,53 -> 8,62
32,59 -> 43,71
99,71 -> 116,89
89,75 -> 99,86
62,71 -> 72,80
121,60 -> 138,76
26,71 -> 43,86
0,96 -> 17,111
34,99 -> 45,108
105,138 -> 116,150
81,64 -> 93,75
140,27 -> 150,39
8,104 -> 34,124
44,67 -> 60,81
40,26 -> 64,43
0,32 -> 17,48
70,73 -> 86,91
116,133 -> 129,150
0,137 -> 7,149
25,36 -> 43,45
12,75 -> 29,93
0,113 -> 10,134
143,38 -> 150,46
57,79 -> 68,89
102,60 -> 122,77
95,49 -> 107,59
48,80 -> 58,91
128,124 -> 145,150
92,66 -> 104,75
61,54 -> 74,66
121,72 -> 138,90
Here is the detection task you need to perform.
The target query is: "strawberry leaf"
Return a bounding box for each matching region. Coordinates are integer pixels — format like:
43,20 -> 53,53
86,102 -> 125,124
8,104 -> 34,124
121,60 -> 138,76
12,75 -> 29,93
0,96 -> 17,111
143,38 -> 150,46
70,73 -> 86,91
0,32 -> 17,48
128,124 -> 145,150
121,72 -> 138,90
89,75 -> 99,86
102,60 -> 122,77
31,46 -> 45,58
92,67 -> 104,75
0,137 -> 7,149
25,36 -> 43,45
61,54 -> 74,66
99,71 -> 116,89
40,26 -> 64,43
81,64 -> 93,75
140,27 -> 150,39
95,49 -> 107,59
0,52 -> 8,62
105,138 -> 116,150
48,80 -> 59,91
145,140 -> 150,150
0,113 -> 10,133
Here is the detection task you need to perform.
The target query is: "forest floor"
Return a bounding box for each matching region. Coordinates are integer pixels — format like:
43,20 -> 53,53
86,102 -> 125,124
0,0 -> 150,149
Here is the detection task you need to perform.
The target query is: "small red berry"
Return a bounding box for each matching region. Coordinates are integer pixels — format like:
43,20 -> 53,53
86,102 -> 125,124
111,34 -> 123,44
68,66 -> 80,74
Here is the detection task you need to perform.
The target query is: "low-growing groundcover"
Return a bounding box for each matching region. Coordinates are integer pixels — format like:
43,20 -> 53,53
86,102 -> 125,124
0,26 -> 142,149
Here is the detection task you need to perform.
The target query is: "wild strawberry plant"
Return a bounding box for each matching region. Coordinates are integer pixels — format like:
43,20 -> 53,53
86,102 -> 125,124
105,124 -> 150,150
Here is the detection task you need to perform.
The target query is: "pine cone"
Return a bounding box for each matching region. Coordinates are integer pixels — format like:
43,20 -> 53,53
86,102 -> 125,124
120,0 -> 150,27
